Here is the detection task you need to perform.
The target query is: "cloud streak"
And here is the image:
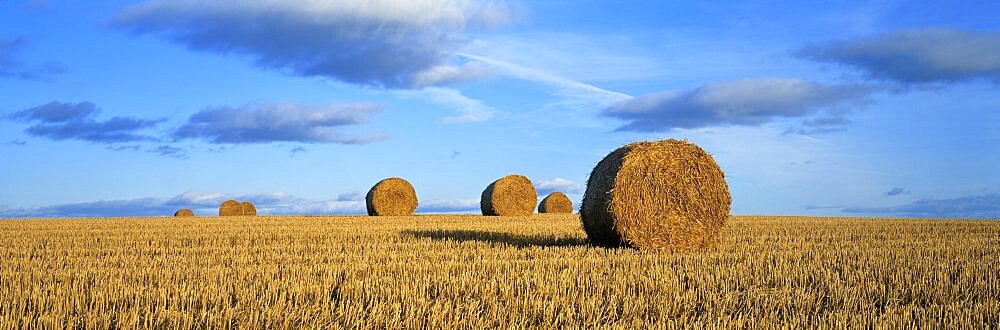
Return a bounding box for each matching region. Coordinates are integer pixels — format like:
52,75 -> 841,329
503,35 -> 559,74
603,78 -> 874,132
843,193 -> 1000,219
417,198 -> 480,213
535,177 -> 584,195
392,87 -> 495,123
457,52 -> 633,107
114,0 -> 512,89
886,187 -> 909,196
797,28 -> 1000,85
174,102 -> 387,144
0,192 -> 483,218
0,37 -> 65,81
8,101 -> 162,144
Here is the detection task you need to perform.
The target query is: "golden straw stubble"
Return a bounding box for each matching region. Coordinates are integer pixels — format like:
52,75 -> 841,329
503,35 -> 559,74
538,192 -> 573,214
481,175 -> 537,216
580,139 -> 731,250
366,177 -> 419,216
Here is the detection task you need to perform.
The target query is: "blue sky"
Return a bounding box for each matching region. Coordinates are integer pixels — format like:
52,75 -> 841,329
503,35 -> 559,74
1,0 -> 998,218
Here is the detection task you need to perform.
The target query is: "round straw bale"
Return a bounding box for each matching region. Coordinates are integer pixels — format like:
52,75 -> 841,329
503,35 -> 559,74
580,139 -> 731,250
173,209 -> 194,217
538,192 -> 573,214
219,200 -> 242,217
365,177 -> 418,216
241,201 -> 257,216
481,175 -> 537,216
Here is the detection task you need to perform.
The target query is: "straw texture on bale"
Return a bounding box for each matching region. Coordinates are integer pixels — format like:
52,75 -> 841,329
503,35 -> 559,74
366,177 -> 418,216
481,175 -> 537,216
173,209 -> 194,217
580,139 -> 731,250
219,200 -> 242,217
241,201 -> 257,216
538,192 -> 573,214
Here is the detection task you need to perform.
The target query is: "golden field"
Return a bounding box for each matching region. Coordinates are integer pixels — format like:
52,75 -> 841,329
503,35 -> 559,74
1,215 -> 998,328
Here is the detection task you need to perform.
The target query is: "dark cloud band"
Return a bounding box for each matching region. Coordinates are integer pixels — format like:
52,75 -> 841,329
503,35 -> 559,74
797,28 -> 1000,85
114,0 -> 510,89
173,102 -> 387,144
602,78 -> 874,133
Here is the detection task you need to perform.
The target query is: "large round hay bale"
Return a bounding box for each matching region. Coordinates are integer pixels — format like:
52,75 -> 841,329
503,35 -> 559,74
365,177 -> 418,216
580,139 -> 731,250
174,209 -> 194,217
241,201 -> 257,216
219,200 -> 242,216
481,175 -> 537,216
538,192 -> 573,214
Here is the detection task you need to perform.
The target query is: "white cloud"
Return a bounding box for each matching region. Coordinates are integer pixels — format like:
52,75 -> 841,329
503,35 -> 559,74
336,191 -> 365,201
457,52 -> 633,107
393,87 -> 495,123
798,28 -> 1000,85
0,191 -> 369,218
604,78 -> 875,132
0,191 -> 488,218
844,193 -> 1000,219
535,177 -> 584,195
417,198 -> 480,213
174,102 -> 387,144
463,33 -> 671,83
115,0 -> 513,88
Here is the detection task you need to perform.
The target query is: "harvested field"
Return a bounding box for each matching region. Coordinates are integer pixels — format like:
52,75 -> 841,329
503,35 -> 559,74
0,215 -> 997,328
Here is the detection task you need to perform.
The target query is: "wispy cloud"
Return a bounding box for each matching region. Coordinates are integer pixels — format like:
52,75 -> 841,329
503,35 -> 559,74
174,102 -> 387,144
885,187 -> 909,196
457,52 -> 633,107
7,101 -> 162,144
804,205 -> 846,210
417,198 -> 480,213
843,193 -> 1000,219
797,28 -> 1000,85
336,191 -> 365,202
603,78 -> 875,133
0,37 -> 65,81
114,0 -> 512,89
0,191 -> 485,218
392,87 -> 495,123
0,192 -> 357,218
535,177 -> 584,195
464,33 -> 672,83
289,146 -> 307,157
148,144 -> 187,159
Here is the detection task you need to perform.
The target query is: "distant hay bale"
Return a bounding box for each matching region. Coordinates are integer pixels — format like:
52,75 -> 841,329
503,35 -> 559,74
173,209 -> 194,217
481,175 -> 537,216
219,200 -> 242,217
580,139 -> 731,250
538,192 -> 573,214
241,201 -> 257,216
366,177 -> 418,216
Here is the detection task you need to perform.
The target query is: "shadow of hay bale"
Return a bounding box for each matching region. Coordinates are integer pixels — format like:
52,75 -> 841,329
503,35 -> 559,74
403,229 -> 588,248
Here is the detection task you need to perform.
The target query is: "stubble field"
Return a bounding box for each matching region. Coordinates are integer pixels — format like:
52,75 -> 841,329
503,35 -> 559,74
1,214 -> 998,328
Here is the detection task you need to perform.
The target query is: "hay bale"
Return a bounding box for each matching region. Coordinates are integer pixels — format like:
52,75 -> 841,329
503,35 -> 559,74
580,139 -> 731,250
481,175 -> 537,216
219,200 -> 242,216
538,192 -> 573,214
241,201 -> 257,216
366,177 -> 418,216
173,209 -> 194,217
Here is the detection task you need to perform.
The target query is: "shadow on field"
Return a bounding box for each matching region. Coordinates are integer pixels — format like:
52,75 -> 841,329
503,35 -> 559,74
403,229 -> 589,248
